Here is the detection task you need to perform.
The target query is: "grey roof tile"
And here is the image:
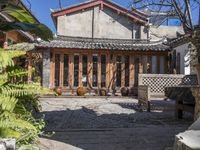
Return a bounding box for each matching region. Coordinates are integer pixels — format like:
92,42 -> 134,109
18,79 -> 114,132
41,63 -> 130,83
36,36 -> 169,51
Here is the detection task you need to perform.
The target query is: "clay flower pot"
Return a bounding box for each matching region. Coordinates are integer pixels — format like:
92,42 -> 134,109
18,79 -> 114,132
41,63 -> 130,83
121,87 -> 129,96
77,87 -> 87,96
195,64 -> 200,85
99,88 -> 107,96
54,87 -> 62,96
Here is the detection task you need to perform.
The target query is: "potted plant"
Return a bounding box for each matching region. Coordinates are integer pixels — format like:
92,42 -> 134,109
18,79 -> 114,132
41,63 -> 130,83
77,87 -> 87,96
54,87 -> 62,96
121,87 -> 129,96
99,88 -> 107,96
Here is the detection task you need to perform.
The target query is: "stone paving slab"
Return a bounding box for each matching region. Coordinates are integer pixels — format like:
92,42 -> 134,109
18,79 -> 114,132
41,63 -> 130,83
39,97 -> 193,150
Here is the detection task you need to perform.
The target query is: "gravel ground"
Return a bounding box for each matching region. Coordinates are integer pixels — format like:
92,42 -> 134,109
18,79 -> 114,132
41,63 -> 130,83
38,97 -> 193,150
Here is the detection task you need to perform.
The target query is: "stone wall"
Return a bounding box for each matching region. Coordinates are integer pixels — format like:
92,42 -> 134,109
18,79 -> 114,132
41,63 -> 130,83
57,6 -> 143,39
192,88 -> 200,120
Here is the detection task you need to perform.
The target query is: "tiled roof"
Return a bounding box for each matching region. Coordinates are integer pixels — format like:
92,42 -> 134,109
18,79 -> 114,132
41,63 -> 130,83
36,36 -> 169,51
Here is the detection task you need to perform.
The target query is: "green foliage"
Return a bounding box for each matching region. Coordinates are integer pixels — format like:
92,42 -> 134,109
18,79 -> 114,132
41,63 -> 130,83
0,3 -> 53,41
0,48 -> 51,149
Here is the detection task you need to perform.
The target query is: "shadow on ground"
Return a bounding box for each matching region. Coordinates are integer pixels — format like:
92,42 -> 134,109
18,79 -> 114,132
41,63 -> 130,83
38,99 -> 193,150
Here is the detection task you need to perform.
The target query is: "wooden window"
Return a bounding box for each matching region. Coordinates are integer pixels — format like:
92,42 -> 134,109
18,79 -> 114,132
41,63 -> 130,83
74,55 -> 79,87
125,55 -> 129,87
93,55 -> 98,87
82,55 -> 88,87
101,55 -> 106,87
63,54 -> 69,87
116,56 -> 122,87
55,54 -> 60,87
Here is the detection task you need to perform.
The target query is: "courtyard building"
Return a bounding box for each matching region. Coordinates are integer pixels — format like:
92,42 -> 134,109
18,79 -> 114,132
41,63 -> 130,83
36,0 -> 182,92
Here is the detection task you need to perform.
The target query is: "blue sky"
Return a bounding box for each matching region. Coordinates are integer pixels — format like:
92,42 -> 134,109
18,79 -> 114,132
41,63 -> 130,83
22,0 -> 199,33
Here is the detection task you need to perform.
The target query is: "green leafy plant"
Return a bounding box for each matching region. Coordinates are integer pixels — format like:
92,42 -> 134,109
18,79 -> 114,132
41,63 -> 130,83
0,48 -> 51,149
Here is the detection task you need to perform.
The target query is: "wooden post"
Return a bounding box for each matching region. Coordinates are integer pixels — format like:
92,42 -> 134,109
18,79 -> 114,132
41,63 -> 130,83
98,54 -> 101,88
52,53 -> 55,88
79,55 -> 83,87
139,56 -> 143,74
106,53 -> 110,89
60,54 -> 64,88
121,55 -> 125,87
129,55 -> 135,87
69,54 -> 74,92
87,54 -> 93,89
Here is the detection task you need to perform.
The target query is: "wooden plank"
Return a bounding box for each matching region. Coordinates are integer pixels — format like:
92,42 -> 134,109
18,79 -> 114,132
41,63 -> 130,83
51,53 -> 55,87
121,55 -> 125,87
129,55 -> 135,87
79,55 -> 83,87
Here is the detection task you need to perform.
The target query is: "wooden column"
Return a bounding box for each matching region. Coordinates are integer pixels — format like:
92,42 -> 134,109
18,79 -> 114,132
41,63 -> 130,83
147,56 -> 152,73
50,53 -> 55,88
87,54 -> 93,88
139,56 -> 143,74
121,55 -> 125,87
60,54 -> 64,88
79,55 -> 83,87
69,54 -> 74,91
106,53 -> 110,89
98,54 -> 101,88
110,55 -> 116,89
157,56 -> 160,74
129,55 -> 135,87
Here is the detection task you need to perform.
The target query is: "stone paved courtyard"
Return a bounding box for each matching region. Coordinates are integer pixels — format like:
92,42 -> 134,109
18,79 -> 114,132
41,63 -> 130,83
38,97 -> 193,150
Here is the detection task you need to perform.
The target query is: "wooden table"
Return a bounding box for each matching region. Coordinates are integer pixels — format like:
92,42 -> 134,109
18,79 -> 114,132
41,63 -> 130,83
165,86 -> 199,119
